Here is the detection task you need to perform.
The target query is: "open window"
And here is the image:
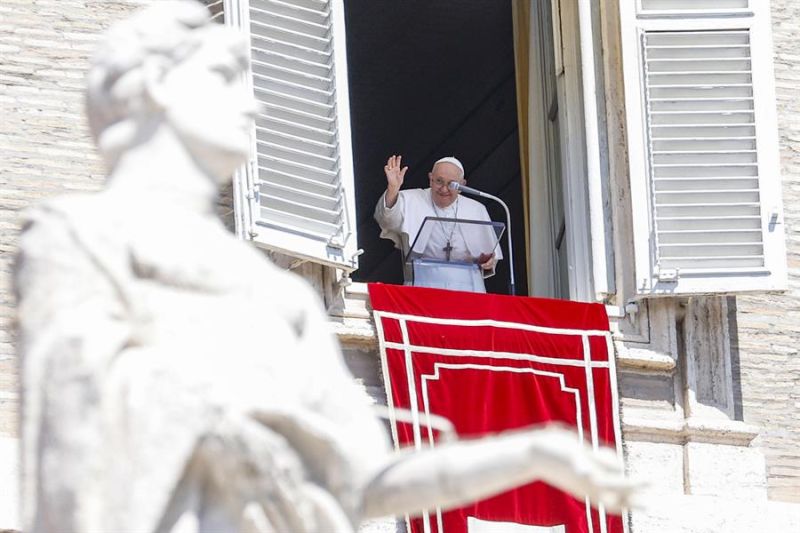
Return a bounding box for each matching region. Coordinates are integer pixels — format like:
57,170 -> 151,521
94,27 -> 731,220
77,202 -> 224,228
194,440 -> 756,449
220,0 -> 620,300
620,0 -> 787,295
342,1 -> 529,296
520,0 -> 598,301
224,0 -> 530,295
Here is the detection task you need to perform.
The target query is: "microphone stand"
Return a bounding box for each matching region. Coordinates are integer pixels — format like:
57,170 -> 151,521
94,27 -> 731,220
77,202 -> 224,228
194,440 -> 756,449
450,182 -> 516,295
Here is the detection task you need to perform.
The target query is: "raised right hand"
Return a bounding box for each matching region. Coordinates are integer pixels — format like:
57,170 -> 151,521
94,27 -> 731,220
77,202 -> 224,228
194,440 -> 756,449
384,154 -> 408,193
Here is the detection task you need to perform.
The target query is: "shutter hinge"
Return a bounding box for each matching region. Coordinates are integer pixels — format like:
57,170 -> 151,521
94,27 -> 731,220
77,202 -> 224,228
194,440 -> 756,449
246,185 -> 259,201
656,267 -> 679,283
605,300 -> 640,319
769,208 -> 780,229
350,248 -> 364,268
327,232 -> 345,249
336,250 -> 364,289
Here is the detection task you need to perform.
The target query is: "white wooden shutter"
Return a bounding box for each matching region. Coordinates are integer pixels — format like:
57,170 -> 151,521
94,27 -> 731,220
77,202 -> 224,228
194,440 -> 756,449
227,0 -> 359,271
620,0 -> 786,295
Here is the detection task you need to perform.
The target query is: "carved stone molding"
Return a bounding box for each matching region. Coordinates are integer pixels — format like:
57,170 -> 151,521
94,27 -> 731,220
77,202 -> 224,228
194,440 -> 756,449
623,413 -> 759,447
616,344 -> 676,373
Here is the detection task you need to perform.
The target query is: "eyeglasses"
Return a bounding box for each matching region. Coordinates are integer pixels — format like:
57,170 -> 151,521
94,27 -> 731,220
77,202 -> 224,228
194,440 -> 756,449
430,177 -> 463,189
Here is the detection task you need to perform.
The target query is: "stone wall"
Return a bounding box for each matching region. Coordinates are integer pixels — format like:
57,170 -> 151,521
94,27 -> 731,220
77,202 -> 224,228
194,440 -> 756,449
734,0 -> 800,503
0,2 -> 152,526
0,2 -> 240,526
0,0 -> 155,440
0,0 -> 240,444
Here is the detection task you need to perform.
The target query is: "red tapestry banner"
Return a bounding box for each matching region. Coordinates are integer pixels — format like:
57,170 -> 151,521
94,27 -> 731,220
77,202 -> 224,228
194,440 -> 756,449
368,283 -> 624,533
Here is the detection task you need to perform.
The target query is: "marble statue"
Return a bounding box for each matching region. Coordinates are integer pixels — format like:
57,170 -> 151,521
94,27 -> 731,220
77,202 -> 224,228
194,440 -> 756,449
13,2 -> 639,532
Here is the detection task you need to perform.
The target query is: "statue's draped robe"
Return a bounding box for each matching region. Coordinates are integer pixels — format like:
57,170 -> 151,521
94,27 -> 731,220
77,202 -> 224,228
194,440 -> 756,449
15,192 -> 389,532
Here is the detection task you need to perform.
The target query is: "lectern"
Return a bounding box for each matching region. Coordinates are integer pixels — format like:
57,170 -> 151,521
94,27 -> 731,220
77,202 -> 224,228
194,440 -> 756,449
404,217 -> 504,293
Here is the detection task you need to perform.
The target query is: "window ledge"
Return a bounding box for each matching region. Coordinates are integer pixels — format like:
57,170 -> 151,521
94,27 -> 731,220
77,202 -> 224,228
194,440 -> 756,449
616,344 -> 677,373
329,282 -> 377,346
331,316 -> 377,347
623,412 -> 760,447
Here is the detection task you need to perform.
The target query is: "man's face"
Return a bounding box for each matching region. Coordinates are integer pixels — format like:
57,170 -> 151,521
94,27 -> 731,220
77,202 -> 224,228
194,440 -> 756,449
429,162 -> 464,208
162,30 -> 259,182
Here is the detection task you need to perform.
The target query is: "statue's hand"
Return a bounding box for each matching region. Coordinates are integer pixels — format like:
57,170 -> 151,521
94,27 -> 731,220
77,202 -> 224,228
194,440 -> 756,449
526,425 -> 645,513
360,422 -> 644,521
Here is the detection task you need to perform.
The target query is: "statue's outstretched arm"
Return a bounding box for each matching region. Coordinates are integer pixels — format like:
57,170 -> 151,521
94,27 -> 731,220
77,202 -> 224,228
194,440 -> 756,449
361,425 -> 638,519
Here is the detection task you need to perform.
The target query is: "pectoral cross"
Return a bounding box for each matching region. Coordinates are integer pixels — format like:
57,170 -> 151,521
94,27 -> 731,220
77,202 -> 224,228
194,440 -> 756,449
443,240 -> 453,261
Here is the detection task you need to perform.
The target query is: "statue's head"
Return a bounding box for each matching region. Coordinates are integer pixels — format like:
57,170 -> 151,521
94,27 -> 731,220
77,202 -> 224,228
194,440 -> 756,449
86,0 -> 257,182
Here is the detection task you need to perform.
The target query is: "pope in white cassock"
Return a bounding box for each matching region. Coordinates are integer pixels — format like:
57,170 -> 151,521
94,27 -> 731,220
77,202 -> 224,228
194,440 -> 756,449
374,155 -> 503,292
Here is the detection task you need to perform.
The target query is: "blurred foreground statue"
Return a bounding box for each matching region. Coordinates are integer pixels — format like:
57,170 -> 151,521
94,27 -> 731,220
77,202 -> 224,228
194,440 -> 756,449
14,2 -> 638,532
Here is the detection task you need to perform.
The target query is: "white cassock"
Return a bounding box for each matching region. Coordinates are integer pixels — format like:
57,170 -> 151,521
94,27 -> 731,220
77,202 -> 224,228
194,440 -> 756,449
374,188 -> 503,292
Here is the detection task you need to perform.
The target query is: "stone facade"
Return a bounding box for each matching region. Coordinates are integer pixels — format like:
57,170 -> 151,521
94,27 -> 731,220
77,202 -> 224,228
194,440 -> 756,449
0,0 -> 798,531
0,0 -> 237,440
0,0 -> 144,528
734,0 -> 800,504
603,0 -> 800,527
1,0 -> 140,440
0,2 -> 231,527
0,1 -> 146,527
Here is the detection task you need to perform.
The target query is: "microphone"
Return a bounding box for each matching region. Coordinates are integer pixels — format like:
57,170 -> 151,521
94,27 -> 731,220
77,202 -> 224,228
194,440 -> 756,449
448,181 -> 489,198
448,181 -> 516,295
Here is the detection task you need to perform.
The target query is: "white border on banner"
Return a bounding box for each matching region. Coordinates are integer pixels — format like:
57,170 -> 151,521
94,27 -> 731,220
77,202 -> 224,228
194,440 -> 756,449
582,336 -> 606,533
420,363 -> 586,533
372,309 -> 619,533
374,314 -> 401,451
375,311 -> 612,337
383,342 -> 610,369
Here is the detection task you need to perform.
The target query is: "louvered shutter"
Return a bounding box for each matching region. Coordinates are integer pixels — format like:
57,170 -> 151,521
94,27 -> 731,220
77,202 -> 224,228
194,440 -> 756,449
619,0 -> 786,295
227,0 -> 359,271
200,0 -> 225,22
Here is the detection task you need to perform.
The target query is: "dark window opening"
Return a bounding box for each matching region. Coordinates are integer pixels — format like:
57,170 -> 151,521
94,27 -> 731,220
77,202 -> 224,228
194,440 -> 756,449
344,0 -> 529,296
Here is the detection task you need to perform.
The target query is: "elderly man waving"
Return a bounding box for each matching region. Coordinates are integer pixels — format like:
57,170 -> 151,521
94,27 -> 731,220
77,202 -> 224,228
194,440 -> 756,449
375,155 -> 502,292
